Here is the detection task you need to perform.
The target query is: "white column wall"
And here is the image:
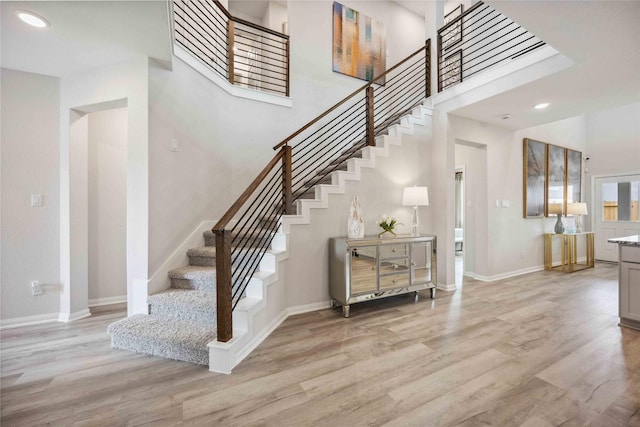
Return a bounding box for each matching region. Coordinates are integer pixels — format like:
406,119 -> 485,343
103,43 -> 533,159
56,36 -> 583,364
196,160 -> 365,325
60,57 -> 149,319
0,69 -> 60,323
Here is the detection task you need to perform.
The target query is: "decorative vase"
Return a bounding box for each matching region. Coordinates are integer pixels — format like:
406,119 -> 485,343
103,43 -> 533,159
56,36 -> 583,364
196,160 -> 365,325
347,196 -> 365,238
554,213 -> 564,234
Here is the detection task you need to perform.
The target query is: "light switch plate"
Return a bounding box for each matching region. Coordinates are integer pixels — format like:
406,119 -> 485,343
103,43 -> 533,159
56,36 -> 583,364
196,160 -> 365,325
31,194 -> 42,207
501,200 -> 510,208
171,139 -> 179,152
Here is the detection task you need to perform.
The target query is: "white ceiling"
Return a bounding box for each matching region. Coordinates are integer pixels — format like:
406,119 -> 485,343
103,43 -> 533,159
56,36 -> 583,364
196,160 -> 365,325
447,0 -> 640,130
1,1 -> 172,77
2,0 -> 638,131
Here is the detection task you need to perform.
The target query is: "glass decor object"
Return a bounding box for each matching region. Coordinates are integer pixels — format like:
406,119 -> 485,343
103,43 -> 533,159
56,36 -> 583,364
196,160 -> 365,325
347,196 -> 365,239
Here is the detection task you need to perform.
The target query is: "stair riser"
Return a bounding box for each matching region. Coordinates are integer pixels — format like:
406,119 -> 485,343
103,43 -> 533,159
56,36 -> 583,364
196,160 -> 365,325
204,234 -> 215,246
170,278 -> 215,292
110,335 -> 209,365
149,306 -> 216,326
189,255 -> 215,267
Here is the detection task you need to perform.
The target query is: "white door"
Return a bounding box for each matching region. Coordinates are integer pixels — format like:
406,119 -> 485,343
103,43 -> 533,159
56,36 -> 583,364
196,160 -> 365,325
594,174 -> 640,261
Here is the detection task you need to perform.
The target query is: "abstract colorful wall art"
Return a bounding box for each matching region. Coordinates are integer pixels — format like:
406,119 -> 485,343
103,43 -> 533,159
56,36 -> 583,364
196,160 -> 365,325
332,2 -> 386,82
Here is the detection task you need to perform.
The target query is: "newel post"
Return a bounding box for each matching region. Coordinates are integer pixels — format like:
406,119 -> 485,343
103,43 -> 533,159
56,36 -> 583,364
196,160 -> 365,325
214,228 -> 233,342
227,20 -> 235,86
365,86 -> 375,146
282,145 -> 293,215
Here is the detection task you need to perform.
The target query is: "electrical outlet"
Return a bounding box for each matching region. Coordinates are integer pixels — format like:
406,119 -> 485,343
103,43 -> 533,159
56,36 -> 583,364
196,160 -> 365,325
31,281 -> 43,296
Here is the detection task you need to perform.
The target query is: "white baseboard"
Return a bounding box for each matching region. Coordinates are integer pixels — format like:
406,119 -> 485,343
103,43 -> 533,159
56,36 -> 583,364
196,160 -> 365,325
58,308 -> 91,323
437,283 -> 457,292
0,312 -> 60,330
88,295 -> 127,307
465,265 -> 545,282
287,300 -> 332,316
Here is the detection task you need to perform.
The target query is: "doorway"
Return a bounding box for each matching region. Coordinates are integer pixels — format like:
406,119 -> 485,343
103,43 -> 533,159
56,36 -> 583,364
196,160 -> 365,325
87,108 -> 128,307
593,173 -> 640,261
68,102 -> 128,317
454,168 -> 464,287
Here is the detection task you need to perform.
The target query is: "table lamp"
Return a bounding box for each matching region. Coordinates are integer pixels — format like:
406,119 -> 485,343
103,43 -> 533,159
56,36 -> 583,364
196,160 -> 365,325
567,202 -> 588,233
402,186 -> 429,236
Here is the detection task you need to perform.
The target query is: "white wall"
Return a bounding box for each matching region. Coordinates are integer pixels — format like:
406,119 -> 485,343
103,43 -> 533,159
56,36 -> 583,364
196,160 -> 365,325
1,69 -> 60,323
88,108 -> 128,303
264,2 -> 288,34
584,102 -> 640,212
450,114 -> 587,279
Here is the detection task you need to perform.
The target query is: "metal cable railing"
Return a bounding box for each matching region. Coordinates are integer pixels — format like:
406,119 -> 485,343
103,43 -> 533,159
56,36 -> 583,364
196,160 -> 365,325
213,41 -> 431,342
437,2 -> 545,91
173,0 -> 290,97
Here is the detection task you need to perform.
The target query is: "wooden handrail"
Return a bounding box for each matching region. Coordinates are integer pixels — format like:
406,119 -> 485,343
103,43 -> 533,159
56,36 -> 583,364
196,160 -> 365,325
273,43 -> 430,150
213,148 -> 286,233
213,0 -> 289,40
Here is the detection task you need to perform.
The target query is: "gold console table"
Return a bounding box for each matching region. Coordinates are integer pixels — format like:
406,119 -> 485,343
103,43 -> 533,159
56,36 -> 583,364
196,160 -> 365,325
544,232 -> 595,273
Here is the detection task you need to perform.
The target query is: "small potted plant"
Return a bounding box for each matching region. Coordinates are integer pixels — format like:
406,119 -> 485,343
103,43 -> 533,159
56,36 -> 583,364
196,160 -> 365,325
378,214 -> 399,237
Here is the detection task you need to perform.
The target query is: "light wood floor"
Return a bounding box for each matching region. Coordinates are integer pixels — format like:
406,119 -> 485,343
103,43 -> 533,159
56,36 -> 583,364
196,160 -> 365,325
2,262 -> 640,426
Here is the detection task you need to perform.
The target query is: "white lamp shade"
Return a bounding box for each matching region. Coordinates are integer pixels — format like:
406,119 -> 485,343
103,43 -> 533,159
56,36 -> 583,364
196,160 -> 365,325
567,202 -> 588,216
402,186 -> 429,206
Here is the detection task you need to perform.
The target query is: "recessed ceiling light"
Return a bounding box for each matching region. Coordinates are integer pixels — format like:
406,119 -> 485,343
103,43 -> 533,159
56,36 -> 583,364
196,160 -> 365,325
16,10 -> 50,29
534,103 -> 550,110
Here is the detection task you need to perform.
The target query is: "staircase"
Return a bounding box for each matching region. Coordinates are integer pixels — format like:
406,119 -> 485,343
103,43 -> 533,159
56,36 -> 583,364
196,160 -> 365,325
107,103 -> 432,369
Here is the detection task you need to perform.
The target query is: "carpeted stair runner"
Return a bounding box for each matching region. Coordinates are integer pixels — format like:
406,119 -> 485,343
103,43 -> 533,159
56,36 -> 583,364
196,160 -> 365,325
107,228 -> 223,366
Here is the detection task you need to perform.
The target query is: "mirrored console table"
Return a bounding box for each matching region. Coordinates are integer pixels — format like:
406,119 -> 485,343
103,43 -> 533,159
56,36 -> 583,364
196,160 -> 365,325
329,234 -> 437,317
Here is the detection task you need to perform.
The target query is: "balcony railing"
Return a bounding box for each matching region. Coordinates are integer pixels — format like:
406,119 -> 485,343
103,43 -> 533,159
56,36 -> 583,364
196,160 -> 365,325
173,0 -> 290,97
437,1 -> 545,92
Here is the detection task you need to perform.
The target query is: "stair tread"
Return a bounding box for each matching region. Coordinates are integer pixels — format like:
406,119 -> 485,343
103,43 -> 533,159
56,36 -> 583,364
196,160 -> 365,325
107,314 -> 216,348
168,265 -> 216,280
